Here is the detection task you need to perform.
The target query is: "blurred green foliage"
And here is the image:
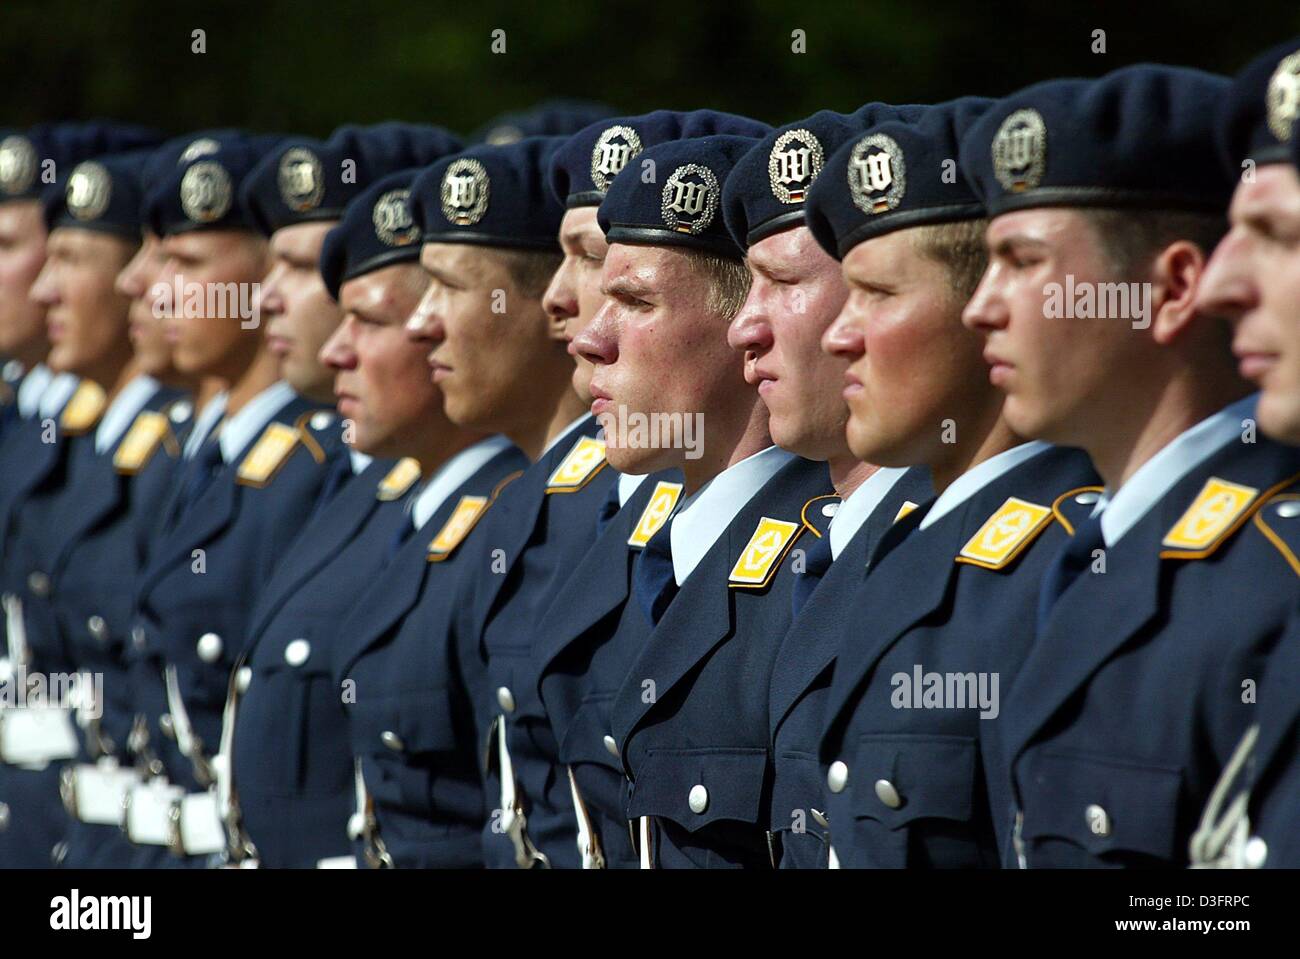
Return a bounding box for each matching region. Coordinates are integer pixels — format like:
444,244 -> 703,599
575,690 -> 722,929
2,0 -> 1298,138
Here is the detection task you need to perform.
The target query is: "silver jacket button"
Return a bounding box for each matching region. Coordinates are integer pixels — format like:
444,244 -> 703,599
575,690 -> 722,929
603,734 -> 618,757
236,667 -> 252,694
283,639 -> 310,667
827,760 -> 848,794
496,686 -> 516,713
1276,501 -> 1300,519
310,411 -> 334,430
87,615 -> 108,642
27,571 -> 51,597
1243,836 -> 1268,868
196,632 -> 223,663
1075,491 -> 1100,506
688,784 -> 709,814
380,730 -> 404,753
1085,803 -> 1111,836
874,779 -> 902,809
131,626 -> 146,650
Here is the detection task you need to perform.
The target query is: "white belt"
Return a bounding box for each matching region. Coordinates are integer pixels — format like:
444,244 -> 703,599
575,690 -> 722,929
828,844 -> 840,869
62,759 -> 141,825
638,816 -> 653,869
0,704 -> 78,767
316,855 -> 358,869
567,765 -> 605,869
123,779 -> 184,846
172,790 -> 226,855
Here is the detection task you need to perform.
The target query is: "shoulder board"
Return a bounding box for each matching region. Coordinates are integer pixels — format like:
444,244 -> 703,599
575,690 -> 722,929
800,493 -> 841,540
955,496 -> 1054,570
545,435 -> 607,494
428,495 -> 491,562
628,480 -> 684,548
893,500 -> 921,524
1051,485 -> 1105,535
729,515 -> 803,589
376,457 -> 421,501
1159,476 -> 1265,559
236,422 -> 300,488
294,410 -> 337,465
1252,490 -> 1300,578
59,381 -> 107,435
113,411 -> 172,475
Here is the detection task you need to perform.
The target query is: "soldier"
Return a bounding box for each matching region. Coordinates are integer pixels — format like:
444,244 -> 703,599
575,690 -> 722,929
123,132 -> 346,865
808,100 -> 1100,868
1187,40 -> 1300,868
471,99 -> 615,146
566,133 -> 838,869
721,107 -> 935,868
531,109 -> 770,868
960,64 -> 1300,868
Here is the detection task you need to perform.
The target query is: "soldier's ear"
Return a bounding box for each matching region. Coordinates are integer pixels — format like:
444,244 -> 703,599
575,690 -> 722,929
1149,240 -> 1207,346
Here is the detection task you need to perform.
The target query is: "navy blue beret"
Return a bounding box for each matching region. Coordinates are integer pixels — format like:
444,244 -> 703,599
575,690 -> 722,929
412,137 -> 565,252
549,109 -> 770,210
724,103 -> 927,250
318,169 -> 424,301
240,122 -> 463,236
41,150 -> 154,239
471,99 -> 617,145
143,132 -> 285,236
960,65 -> 1233,218
1217,39 -> 1300,172
804,99 -> 990,260
0,121 -> 162,203
597,134 -> 764,260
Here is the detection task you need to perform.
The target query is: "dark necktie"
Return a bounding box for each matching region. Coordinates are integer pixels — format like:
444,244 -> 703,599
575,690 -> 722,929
633,521 -> 678,626
171,436 -> 225,522
310,453 -> 353,521
791,532 -> 835,616
1035,513 -> 1106,636
594,480 -> 622,538
385,490 -> 421,561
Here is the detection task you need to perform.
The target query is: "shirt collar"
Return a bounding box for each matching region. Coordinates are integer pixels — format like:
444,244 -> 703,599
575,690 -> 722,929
183,391 -> 229,460
412,434 -> 514,530
94,375 -> 160,454
15,363 -> 51,418
542,413 -> 592,457
1095,393 -> 1259,547
349,450 -> 374,475
617,472 -> 650,507
919,440 -> 1051,531
670,445 -> 796,585
828,466 -> 913,561
217,381 -> 298,464
38,372 -> 80,420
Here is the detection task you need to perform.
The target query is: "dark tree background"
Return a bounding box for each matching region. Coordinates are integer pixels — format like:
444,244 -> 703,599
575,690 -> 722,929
3,0 -> 1297,139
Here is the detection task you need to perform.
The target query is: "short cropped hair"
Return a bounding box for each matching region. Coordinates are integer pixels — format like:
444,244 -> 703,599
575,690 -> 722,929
908,218 -> 990,303
683,249 -> 753,320
1079,209 -> 1227,280
494,247 -> 563,299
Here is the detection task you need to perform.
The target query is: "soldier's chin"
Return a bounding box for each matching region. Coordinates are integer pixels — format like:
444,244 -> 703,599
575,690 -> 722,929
605,441 -> 669,476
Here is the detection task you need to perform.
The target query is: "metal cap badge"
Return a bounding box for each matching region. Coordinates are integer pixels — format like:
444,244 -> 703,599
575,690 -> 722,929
992,108 -> 1047,193
0,135 -> 37,196
1266,49 -> 1300,142
277,146 -> 324,213
372,187 -> 419,247
590,125 -> 643,193
65,161 -> 112,221
180,160 -> 234,223
661,163 -> 720,234
440,157 -> 490,225
768,129 -> 825,204
848,133 -> 905,215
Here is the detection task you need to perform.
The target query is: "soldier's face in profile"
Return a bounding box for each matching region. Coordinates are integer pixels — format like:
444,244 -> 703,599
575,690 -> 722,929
0,200 -> 48,356
728,225 -> 849,461
413,241 -> 553,433
158,230 -> 269,379
577,243 -> 749,475
30,227 -> 135,379
116,231 -> 176,379
324,262 -> 440,458
1197,164 -> 1300,444
545,207 -> 608,403
963,208 -> 1142,447
261,221 -> 342,402
824,228 -> 988,467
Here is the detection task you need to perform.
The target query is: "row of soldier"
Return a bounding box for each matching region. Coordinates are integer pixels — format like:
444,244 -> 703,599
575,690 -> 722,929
0,43 -> 1297,870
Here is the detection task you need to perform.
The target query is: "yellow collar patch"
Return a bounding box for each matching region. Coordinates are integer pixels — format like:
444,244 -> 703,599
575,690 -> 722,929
59,382 -> 107,435
376,457 -> 421,501
428,495 -> 489,562
894,500 -> 920,524
1161,477 -> 1258,555
956,496 -> 1053,569
729,516 -> 801,589
236,422 -> 299,488
113,411 -> 170,475
545,436 -> 607,493
628,481 -> 684,548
